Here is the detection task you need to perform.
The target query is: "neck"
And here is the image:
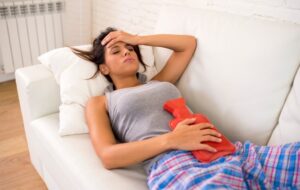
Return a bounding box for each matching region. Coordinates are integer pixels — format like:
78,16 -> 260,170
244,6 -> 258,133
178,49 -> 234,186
112,75 -> 141,90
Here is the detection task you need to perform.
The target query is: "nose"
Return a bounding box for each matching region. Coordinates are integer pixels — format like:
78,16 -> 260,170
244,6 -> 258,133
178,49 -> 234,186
124,48 -> 130,56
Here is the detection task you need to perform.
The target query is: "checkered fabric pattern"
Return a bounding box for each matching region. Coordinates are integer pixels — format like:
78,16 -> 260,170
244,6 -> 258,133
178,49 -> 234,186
147,141 -> 300,190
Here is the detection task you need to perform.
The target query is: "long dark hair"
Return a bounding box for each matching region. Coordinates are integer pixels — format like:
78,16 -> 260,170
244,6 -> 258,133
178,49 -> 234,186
70,27 -> 147,87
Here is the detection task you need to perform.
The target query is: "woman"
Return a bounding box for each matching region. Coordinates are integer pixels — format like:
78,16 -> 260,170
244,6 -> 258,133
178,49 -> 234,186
72,27 -> 300,189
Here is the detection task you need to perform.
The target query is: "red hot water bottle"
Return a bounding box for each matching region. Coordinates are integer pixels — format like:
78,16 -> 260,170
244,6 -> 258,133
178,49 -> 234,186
163,97 -> 236,162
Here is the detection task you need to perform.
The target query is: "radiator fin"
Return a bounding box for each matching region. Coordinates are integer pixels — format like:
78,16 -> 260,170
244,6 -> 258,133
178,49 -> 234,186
0,0 -> 65,73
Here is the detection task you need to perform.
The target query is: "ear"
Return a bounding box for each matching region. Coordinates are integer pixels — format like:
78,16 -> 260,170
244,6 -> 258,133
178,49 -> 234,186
99,64 -> 110,75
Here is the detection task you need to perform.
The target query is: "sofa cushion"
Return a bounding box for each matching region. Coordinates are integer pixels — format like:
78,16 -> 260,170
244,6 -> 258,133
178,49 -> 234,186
268,67 -> 300,145
153,6 -> 300,145
30,113 -> 148,190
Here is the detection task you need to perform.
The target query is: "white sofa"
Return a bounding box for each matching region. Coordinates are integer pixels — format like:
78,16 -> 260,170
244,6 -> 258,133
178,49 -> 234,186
16,5 -> 300,190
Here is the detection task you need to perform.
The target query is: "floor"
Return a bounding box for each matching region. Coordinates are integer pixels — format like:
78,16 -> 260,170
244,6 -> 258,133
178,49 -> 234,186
0,80 -> 47,189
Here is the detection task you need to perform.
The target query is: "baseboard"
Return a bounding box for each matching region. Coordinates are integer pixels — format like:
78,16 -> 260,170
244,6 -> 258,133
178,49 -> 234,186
0,73 -> 15,83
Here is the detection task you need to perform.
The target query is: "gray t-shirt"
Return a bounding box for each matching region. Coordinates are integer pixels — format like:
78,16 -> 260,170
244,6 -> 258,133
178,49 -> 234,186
104,74 -> 182,174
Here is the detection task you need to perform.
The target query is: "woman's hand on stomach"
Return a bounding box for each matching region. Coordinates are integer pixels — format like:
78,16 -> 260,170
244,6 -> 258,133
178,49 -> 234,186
166,118 -> 222,152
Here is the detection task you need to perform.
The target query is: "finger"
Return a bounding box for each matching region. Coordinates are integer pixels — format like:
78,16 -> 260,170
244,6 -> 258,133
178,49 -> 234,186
177,118 -> 196,126
198,144 -> 217,152
200,129 -> 221,137
106,38 -> 119,48
101,32 -> 117,45
195,123 -> 214,129
101,35 -> 111,45
200,135 -> 222,143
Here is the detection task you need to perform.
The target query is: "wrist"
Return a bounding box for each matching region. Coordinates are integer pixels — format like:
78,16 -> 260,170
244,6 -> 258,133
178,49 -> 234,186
161,133 -> 175,150
135,35 -> 143,45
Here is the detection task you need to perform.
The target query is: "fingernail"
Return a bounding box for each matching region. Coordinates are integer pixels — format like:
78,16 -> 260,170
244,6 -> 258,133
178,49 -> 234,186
218,138 -> 222,142
213,149 -> 217,152
218,133 -> 222,137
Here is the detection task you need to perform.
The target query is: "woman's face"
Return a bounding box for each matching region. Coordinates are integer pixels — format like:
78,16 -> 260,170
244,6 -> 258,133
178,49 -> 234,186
101,41 -> 139,77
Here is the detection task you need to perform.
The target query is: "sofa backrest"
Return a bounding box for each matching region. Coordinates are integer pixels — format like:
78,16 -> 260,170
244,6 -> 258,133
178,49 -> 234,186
153,5 -> 300,145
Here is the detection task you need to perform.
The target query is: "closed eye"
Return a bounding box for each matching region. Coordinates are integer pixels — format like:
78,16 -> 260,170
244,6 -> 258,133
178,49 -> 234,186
111,46 -> 120,54
110,45 -> 134,54
126,45 -> 134,51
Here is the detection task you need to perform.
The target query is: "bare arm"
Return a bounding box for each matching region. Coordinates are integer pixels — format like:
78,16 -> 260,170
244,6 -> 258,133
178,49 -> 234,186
138,34 -> 197,84
86,96 -> 221,170
86,96 -> 171,169
102,32 -> 197,84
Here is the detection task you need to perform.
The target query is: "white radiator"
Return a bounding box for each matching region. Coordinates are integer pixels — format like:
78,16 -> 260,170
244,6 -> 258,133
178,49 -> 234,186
0,0 -> 64,74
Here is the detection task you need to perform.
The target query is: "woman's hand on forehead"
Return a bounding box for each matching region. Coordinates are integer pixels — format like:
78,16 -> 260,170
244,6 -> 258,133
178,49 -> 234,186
101,30 -> 139,48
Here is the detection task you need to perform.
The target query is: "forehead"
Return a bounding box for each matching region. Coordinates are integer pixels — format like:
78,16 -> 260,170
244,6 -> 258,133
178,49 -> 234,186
106,41 -> 128,50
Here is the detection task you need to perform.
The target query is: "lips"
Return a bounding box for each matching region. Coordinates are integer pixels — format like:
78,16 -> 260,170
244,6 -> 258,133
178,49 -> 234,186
123,57 -> 135,63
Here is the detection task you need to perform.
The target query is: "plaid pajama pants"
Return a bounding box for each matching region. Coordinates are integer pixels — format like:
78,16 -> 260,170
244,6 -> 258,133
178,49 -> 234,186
147,141 -> 300,190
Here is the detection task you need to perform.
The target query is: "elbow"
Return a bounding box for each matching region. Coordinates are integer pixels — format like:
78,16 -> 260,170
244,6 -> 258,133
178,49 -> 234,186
102,162 -> 115,170
184,35 -> 197,53
98,150 -> 117,170
190,36 -> 197,51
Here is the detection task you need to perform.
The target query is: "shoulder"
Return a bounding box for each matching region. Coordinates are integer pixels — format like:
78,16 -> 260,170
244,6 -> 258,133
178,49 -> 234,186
86,95 -> 107,112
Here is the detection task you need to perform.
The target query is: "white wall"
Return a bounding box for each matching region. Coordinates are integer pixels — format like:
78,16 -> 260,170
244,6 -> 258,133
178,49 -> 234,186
92,0 -> 300,38
1,0 -> 300,82
63,0 -> 92,46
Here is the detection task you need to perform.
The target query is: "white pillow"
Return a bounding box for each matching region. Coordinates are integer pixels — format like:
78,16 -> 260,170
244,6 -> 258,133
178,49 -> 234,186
38,44 -> 158,136
38,45 -> 91,84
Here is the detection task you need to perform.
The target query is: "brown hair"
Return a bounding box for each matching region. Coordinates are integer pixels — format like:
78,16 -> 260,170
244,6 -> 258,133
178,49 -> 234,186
70,27 -> 147,89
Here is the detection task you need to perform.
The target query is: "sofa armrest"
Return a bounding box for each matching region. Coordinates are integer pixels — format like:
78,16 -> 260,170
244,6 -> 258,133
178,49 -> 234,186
15,64 -> 60,128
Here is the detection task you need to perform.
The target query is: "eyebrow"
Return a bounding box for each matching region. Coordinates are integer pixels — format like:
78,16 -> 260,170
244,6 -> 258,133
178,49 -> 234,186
111,45 -> 120,49
109,44 -> 133,52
